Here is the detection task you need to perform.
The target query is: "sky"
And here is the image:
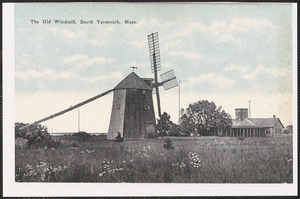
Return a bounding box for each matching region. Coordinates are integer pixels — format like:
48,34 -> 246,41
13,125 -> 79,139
14,3 -> 294,133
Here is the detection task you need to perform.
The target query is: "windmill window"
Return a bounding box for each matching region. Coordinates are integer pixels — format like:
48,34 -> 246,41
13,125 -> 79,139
144,105 -> 150,110
142,90 -> 146,94
116,104 -> 121,110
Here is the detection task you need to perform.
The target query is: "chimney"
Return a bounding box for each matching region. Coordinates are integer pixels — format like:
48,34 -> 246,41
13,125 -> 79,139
273,115 -> 276,118
235,108 -> 249,122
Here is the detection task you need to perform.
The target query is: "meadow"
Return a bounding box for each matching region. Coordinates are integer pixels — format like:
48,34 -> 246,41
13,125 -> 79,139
15,135 -> 293,183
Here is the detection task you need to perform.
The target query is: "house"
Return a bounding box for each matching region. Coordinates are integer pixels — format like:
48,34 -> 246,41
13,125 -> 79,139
220,108 -> 284,137
107,72 -> 157,140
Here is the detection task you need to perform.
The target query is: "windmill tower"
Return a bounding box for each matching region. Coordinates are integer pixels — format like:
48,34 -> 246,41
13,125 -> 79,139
147,32 -> 178,135
107,72 -> 157,140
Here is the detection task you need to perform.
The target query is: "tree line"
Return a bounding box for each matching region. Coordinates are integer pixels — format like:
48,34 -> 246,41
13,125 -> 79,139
157,100 -> 232,137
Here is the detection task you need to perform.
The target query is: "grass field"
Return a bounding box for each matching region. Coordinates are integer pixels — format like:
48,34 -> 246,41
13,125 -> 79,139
15,135 -> 293,183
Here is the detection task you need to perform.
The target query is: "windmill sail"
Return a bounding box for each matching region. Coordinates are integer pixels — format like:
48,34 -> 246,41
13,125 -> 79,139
147,32 -> 161,73
147,32 -> 162,119
147,32 -> 179,136
160,69 -> 178,90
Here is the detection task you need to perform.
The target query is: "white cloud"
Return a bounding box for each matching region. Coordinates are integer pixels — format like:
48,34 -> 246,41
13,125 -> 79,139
63,54 -> 113,67
15,69 -> 123,83
225,65 -> 248,73
168,22 -> 206,39
132,39 -> 147,48
230,17 -> 273,32
186,73 -> 235,88
242,65 -> 290,80
161,40 -> 185,52
224,64 -> 291,80
168,17 -> 274,43
87,39 -> 104,46
50,27 -> 86,40
15,69 -> 77,80
85,71 -> 124,83
168,50 -> 204,60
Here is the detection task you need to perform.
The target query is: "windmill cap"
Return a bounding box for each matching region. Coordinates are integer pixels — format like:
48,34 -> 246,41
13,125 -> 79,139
114,72 -> 153,90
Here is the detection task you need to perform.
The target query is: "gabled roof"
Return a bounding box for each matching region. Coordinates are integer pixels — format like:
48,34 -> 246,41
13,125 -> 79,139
250,118 -> 284,128
232,118 -> 284,128
232,118 -> 258,128
114,72 -> 152,90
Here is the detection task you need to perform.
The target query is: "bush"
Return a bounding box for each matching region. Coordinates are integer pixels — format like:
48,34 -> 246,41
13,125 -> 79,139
15,122 -> 29,138
283,129 -> 290,134
22,123 -> 60,148
237,136 -> 246,141
72,131 -> 92,141
163,138 -> 174,150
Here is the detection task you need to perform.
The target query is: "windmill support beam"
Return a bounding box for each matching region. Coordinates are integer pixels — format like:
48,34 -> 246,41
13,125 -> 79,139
21,89 -> 113,130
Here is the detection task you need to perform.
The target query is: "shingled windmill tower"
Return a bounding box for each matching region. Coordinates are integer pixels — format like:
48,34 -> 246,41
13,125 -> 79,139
107,72 -> 157,140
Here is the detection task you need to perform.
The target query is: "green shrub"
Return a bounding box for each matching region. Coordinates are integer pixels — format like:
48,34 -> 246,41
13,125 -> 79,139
163,138 -> 174,150
21,123 -> 60,148
237,136 -> 246,140
72,131 -> 91,141
283,129 -> 290,134
15,122 -> 28,138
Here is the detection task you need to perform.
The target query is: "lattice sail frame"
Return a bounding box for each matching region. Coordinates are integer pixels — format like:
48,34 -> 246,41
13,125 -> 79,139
147,32 -> 161,73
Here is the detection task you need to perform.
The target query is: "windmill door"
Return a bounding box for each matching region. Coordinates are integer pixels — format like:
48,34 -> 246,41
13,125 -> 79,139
146,123 -> 156,138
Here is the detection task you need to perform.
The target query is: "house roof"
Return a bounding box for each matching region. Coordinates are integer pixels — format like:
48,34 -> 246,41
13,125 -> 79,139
232,118 -> 284,128
232,118 -> 258,128
250,118 -> 284,128
114,72 -> 152,91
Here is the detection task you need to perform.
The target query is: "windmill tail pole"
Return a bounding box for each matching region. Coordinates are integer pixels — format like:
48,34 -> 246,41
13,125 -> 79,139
20,89 -> 113,130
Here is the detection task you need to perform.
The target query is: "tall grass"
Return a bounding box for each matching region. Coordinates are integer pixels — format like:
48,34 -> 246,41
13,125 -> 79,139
15,135 -> 293,183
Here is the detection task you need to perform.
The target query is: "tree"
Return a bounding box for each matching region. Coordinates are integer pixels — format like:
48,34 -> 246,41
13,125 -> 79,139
15,122 -> 60,148
24,123 -> 52,147
157,112 -> 174,136
179,100 -> 232,136
15,122 -> 29,138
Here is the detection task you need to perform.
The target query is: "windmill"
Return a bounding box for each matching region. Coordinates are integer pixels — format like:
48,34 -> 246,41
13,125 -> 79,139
20,32 -> 177,141
20,71 -> 158,141
147,32 -> 179,135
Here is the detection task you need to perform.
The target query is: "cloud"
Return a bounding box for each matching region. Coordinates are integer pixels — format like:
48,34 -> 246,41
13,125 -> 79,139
87,39 -> 104,46
15,69 -> 77,80
224,64 -> 291,80
132,39 -> 147,48
50,27 -> 86,40
168,17 -> 274,43
161,40 -> 185,52
15,69 -> 123,83
210,17 -> 274,43
168,50 -> 204,60
242,65 -> 290,80
186,73 -> 235,88
85,71 -> 124,83
225,65 -> 248,73
63,54 -> 113,67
